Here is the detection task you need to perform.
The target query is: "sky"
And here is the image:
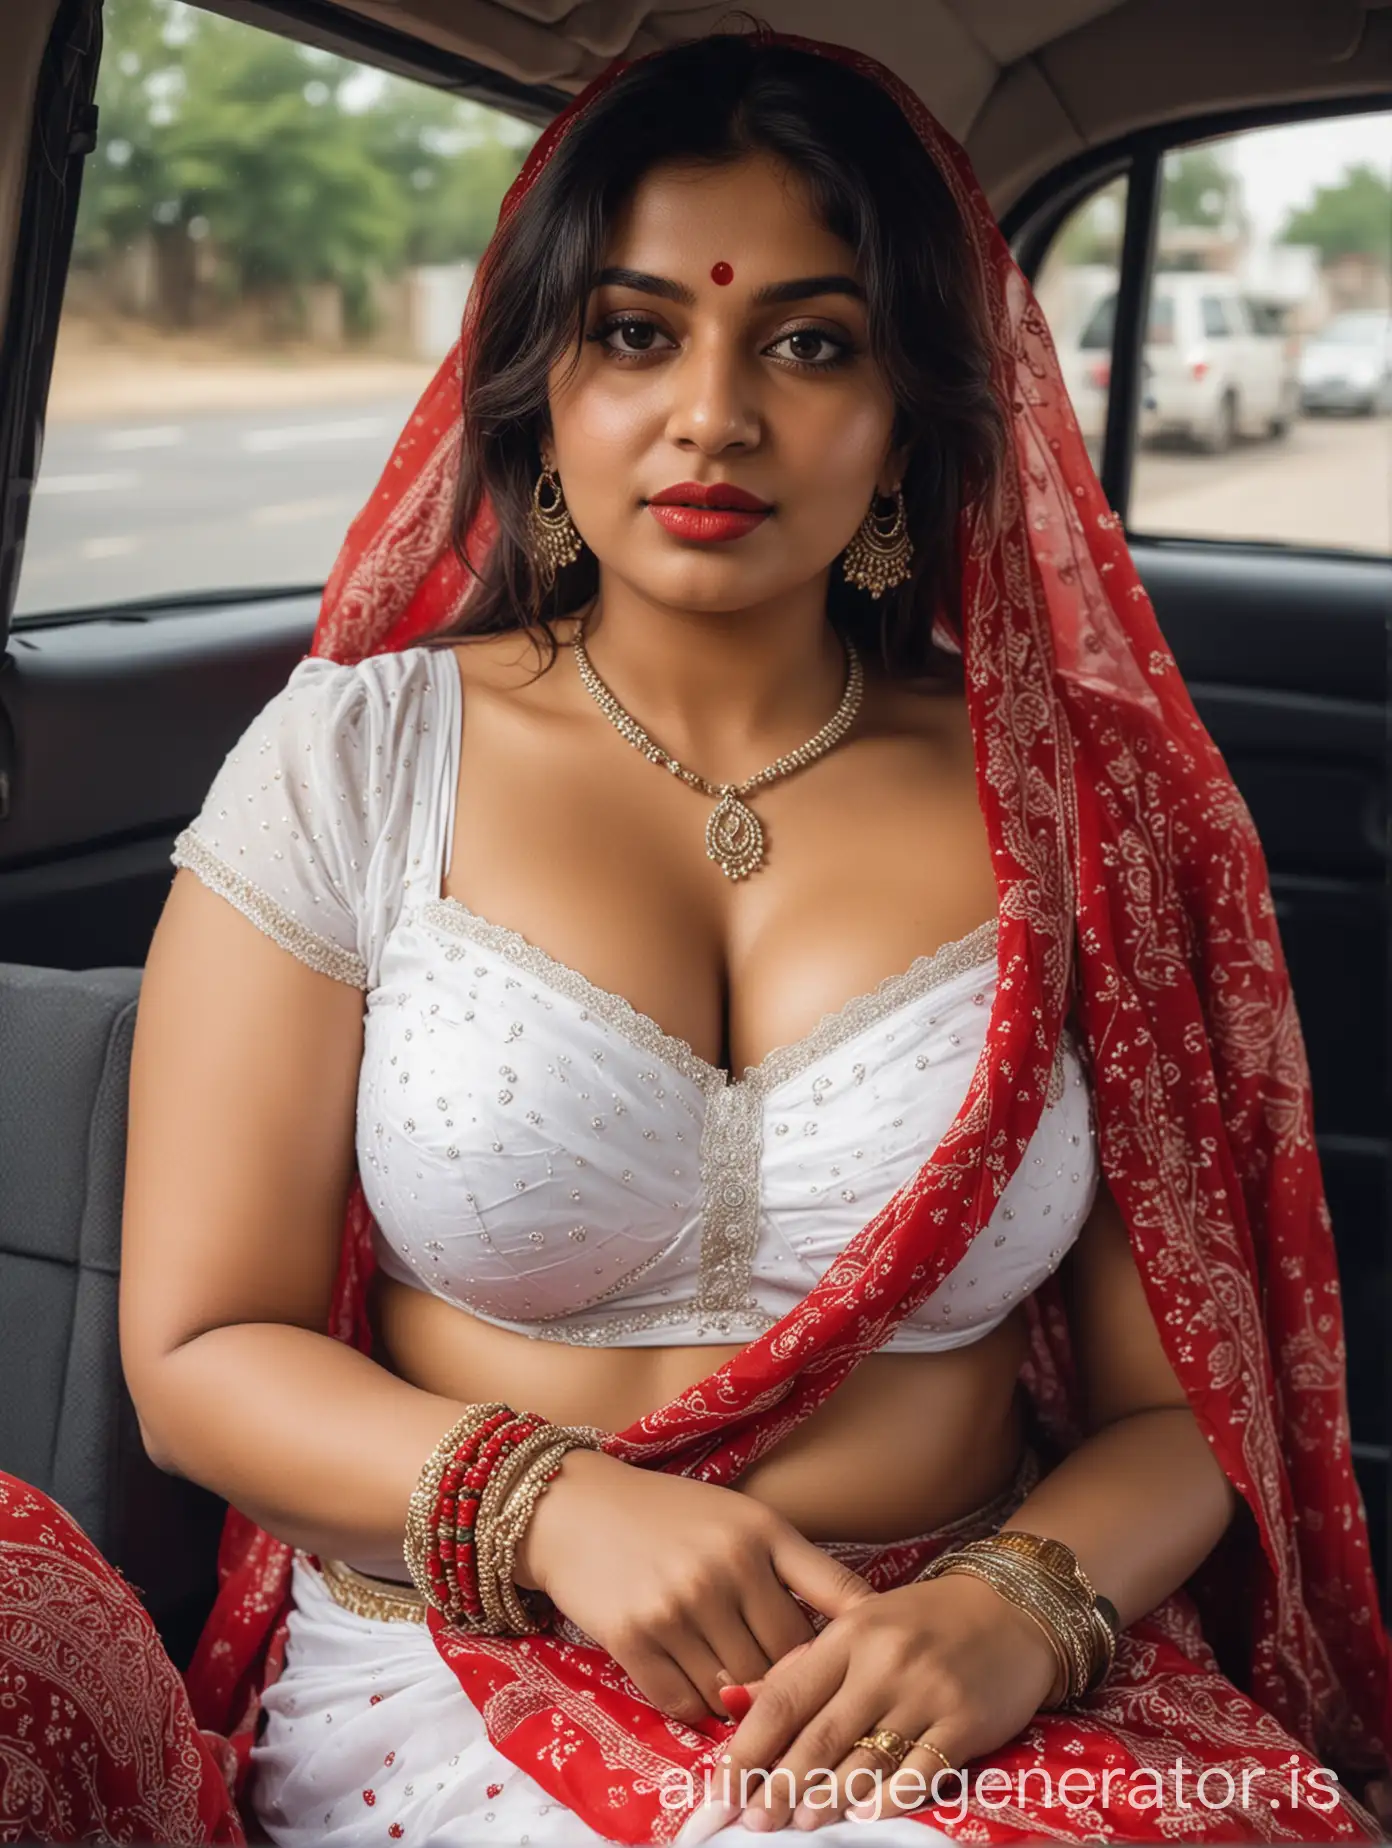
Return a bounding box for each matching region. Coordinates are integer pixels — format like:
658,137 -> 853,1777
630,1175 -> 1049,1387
1221,110 -> 1392,238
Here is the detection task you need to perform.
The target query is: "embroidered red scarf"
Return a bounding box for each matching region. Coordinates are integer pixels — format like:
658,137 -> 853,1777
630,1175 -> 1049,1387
184,32 -> 1392,1844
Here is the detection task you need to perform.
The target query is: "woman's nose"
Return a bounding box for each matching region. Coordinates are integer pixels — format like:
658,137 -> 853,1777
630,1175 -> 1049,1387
664,340 -> 761,454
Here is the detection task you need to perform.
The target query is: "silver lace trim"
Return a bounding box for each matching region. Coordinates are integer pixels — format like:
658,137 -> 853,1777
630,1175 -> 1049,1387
414,896 -> 999,1347
171,828 -> 368,990
693,1083 -> 770,1327
748,916 -> 1000,1095
418,898 -> 723,1094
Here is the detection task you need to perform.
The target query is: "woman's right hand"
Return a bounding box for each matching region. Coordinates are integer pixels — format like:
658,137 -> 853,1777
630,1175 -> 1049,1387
514,1448 -> 873,1724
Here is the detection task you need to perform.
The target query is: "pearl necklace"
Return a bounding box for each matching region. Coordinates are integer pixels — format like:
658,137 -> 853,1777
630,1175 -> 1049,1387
570,632 -> 864,881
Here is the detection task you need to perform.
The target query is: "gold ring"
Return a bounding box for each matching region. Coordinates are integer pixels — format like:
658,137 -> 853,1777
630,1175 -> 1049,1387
914,1735 -> 957,1780
852,1728 -> 911,1770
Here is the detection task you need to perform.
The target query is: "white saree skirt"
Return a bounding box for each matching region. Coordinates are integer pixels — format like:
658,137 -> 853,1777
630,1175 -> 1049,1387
250,1555 -> 955,1848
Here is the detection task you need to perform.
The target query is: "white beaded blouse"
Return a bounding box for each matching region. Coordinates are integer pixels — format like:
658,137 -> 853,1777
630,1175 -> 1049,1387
169,647 -> 1099,1351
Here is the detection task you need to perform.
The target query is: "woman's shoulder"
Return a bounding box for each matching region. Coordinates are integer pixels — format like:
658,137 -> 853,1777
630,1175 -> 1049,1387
420,626 -> 572,711
168,647 -> 453,992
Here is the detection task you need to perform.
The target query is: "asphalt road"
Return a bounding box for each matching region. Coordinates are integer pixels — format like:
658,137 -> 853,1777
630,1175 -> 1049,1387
15,395 -> 1391,618
17,395 -> 421,616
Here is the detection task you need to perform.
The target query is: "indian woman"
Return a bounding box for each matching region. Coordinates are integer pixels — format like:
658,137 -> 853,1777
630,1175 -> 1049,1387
2,26 -> 1389,1848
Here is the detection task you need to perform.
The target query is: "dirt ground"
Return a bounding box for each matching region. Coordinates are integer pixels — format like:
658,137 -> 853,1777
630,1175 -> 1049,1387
45,316 -> 437,425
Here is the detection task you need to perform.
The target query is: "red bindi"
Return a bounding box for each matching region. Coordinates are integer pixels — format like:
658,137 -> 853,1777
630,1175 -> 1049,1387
710,261 -> 734,286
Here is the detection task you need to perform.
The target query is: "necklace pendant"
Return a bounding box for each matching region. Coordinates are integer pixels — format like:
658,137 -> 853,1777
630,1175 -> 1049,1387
706,790 -> 764,881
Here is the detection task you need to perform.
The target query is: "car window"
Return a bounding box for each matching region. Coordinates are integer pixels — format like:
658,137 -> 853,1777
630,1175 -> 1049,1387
14,0 -> 537,619
1200,295 -> 1231,337
1032,177 -> 1130,471
1125,118 -> 1392,553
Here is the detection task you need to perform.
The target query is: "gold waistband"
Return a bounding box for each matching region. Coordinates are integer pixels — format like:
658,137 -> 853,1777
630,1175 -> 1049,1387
313,1555 -> 428,1624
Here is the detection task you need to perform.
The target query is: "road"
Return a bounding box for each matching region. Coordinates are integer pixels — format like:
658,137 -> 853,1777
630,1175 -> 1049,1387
1131,411 -> 1392,554
15,396 -> 1392,618
17,395 -> 421,616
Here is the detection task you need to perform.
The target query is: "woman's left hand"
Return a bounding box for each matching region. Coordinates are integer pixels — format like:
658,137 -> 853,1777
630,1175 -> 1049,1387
717,1572 -> 1060,1830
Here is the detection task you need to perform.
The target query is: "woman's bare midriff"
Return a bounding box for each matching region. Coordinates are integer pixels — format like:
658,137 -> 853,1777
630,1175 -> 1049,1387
369,1272 -> 1029,1557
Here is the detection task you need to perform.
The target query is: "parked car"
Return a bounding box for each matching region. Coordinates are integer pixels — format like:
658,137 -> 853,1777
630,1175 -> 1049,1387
1300,310 -> 1392,415
1067,273 -> 1299,453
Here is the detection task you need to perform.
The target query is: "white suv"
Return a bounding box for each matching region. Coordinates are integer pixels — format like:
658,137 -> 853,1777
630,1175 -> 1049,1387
1067,274 -> 1299,454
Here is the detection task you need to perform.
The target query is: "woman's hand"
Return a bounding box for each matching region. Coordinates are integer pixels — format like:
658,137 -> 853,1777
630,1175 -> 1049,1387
514,1449 -> 874,1727
717,1572 -> 1059,1830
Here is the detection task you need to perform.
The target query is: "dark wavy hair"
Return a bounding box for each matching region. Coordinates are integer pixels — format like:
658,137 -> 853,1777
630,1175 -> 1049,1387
420,32 -> 1007,679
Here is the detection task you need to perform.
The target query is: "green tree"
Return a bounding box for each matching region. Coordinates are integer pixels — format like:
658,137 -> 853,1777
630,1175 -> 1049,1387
358,79 -> 530,265
1161,147 -> 1241,229
72,0 -> 187,264
73,0 -> 534,327
1054,179 -> 1125,268
1280,163 -> 1392,266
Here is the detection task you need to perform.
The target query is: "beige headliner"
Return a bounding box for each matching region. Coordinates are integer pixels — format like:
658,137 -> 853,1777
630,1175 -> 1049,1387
1,0 -> 1390,370
337,0 -> 1392,204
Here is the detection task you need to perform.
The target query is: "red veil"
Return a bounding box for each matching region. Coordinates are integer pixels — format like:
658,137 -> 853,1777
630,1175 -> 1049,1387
184,32 -> 1392,1843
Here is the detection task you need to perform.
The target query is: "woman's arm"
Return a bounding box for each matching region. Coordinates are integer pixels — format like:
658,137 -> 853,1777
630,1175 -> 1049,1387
120,870 -> 474,1576
998,1171 -> 1239,1623
120,871 -> 867,1710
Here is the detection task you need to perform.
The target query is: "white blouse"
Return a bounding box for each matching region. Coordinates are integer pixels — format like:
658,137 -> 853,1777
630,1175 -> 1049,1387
170,647 -> 1098,1351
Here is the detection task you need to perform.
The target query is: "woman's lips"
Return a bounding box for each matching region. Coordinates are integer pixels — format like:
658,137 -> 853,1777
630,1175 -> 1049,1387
646,481 -> 772,545
648,503 -> 769,543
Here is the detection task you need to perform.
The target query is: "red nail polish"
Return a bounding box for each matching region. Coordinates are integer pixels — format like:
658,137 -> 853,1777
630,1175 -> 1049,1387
719,1684 -> 753,1721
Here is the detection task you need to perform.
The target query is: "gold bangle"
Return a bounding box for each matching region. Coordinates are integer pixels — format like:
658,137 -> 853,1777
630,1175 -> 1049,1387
493,1442 -> 568,1634
476,1424 -> 568,1633
930,1556 -> 1073,1703
493,1426 -> 604,1634
979,1531 -> 1117,1694
495,1433 -> 584,1632
951,1535 -> 1112,1695
925,1546 -> 1102,1706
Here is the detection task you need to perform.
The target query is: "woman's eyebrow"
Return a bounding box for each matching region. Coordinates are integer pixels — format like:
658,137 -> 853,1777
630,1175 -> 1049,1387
593,267 -> 866,306
594,267 -> 694,304
753,274 -> 866,304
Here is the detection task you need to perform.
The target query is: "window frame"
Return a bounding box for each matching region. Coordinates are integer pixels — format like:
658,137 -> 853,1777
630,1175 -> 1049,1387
0,0 -> 565,653
1004,91 -> 1392,556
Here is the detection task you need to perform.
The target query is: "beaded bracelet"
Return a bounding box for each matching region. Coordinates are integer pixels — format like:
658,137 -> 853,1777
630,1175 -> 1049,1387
428,1407 -> 518,1622
402,1403 -> 604,1637
491,1427 -> 603,1633
449,1412 -> 547,1628
404,1405 -> 505,1606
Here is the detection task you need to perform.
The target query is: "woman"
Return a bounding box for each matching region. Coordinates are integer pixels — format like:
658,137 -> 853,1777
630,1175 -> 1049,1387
2,27 -> 1387,1848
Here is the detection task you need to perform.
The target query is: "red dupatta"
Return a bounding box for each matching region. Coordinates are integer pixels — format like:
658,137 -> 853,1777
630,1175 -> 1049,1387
185,32 -> 1392,1842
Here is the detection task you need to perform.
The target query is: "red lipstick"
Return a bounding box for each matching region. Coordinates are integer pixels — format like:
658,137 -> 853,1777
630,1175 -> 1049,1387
646,481 -> 772,544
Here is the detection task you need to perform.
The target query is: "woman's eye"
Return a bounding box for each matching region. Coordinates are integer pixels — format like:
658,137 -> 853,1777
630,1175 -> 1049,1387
767,328 -> 851,368
596,317 -> 676,357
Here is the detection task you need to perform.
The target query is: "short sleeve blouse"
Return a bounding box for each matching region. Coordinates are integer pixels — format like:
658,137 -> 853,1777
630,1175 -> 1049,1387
168,649 -> 454,992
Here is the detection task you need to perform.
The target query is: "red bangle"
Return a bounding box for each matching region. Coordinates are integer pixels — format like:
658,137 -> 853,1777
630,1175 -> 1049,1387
433,1412 -> 546,1622
427,1410 -> 512,1618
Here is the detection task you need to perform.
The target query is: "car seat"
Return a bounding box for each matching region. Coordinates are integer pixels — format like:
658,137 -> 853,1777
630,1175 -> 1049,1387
0,960 -> 224,1669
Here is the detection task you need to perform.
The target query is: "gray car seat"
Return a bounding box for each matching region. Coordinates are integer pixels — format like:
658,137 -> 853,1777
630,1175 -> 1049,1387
0,961 -> 225,1668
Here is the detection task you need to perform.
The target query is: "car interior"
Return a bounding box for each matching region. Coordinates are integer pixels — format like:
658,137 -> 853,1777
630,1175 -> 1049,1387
0,0 -> 1388,1685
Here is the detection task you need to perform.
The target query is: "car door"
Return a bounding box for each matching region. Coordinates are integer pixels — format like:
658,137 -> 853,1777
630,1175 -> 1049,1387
1019,102 -> 1392,1598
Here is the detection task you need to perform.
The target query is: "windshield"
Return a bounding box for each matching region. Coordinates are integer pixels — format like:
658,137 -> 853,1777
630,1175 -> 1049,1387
1316,314 -> 1390,346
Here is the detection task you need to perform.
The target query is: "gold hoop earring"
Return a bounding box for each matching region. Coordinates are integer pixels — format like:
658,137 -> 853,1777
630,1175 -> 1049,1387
841,486 -> 913,598
529,465 -> 583,590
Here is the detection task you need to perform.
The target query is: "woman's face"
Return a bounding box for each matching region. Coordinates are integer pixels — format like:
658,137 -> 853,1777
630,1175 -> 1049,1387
545,152 -> 901,614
